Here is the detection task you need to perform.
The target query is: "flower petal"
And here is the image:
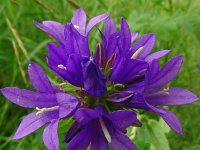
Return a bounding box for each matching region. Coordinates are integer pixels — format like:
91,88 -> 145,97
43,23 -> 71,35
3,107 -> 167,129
104,17 -> 117,40
145,50 -> 171,62
107,91 -> 134,103
28,62 -> 54,93
74,108 -> 101,125
47,43 -> 67,64
110,58 -> 148,83
56,93 -> 80,118
128,93 -> 165,114
66,53 -> 83,81
82,57 -> 107,97
65,125 -> 92,150
71,8 -> 87,35
107,110 -> 137,131
106,32 -> 119,59
157,109 -> 183,134
65,24 -> 90,56
109,128 -> 137,150
13,111 -> 58,139
1,87 -> 57,108
147,87 -> 198,106
43,119 -> 59,150
118,18 -> 131,56
129,34 -> 155,59
86,13 -> 109,34
33,20 -> 65,44
65,121 -> 82,142
149,56 -> 183,88
131,32 -> 138,43
90,120 -> 108,150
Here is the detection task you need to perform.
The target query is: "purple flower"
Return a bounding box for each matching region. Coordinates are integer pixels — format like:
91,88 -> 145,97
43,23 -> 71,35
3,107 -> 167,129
34,9 -> 109,97
109,56 -> 198,134
65,106 -> 139,150
33,8 -> 109,45
1,8 -> 199,150
1,63 -> 80,150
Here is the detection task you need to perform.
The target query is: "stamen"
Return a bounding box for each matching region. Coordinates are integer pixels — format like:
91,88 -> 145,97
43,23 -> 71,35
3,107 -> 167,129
89,57 -> 94,61
74,24 -> 79,30
99,118 -> 111,143
36,106 -> 59,115
145,87 -> 169,97
131,47 -> 143,59
57,64 -> 66,70
163,87 -> 169,95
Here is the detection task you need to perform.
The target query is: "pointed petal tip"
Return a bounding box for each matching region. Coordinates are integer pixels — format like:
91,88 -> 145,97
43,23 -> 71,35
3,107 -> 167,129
32,20 -> 38,24
1,87 -> 10,96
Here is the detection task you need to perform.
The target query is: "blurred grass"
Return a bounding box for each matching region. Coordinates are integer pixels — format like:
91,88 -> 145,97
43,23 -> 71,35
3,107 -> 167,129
0,0 -> 199,149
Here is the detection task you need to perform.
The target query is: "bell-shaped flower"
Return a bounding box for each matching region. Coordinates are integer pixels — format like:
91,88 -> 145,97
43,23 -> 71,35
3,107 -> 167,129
1,63 -> 80,150
65,106 -> 139,150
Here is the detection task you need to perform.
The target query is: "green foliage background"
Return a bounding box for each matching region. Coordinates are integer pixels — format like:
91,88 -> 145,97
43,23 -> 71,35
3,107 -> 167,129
0,0 -> 200,149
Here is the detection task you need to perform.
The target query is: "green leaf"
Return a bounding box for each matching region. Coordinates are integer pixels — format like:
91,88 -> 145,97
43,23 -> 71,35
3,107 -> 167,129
158,118 -> 170,134
148,120 -> 171,150
187,145 -> 200,150
134,123 -> 151,150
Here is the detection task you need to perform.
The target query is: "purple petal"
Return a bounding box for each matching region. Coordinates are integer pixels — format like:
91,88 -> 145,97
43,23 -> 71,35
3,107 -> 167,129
104,17 -> 117,40
145,59 -> 160,85
128,93 -> 165,114
94,43 -> 107,68
131,32 -> 138,43
147,87 -> 198,106
149,56 -> 183,88
65,24 -> 90,56
107,110 -> 137,131
90,120 -> 108,150
157,109 -> 183,134
71,8 -> 87,35
110,57 -> 148,83
82,57 -> 107,97
48,62 -> 82,87
47,44 -> 82,85
65,121 -> 82,142
46,45 -> 83,86
28,62 -> 54,93
118,18 -> 131,56
13,111 -> 58,139
145,50 -> 171,62
107,91 -> 134,103
66,54 -> 83,81
86,13 -> 109,34
1,87 -> 57,108
109,128 -> 138,150
64,24 -> 80,54
47,43 -> 67,64
129,34 -> 155,59
126,82 -> 145,94
74,108 -> 102,125
43,119 -> 59,150
106,32 -> 119,59
65,125 -> 92,150
33,20 -> 65,44
56,93 -> 80,118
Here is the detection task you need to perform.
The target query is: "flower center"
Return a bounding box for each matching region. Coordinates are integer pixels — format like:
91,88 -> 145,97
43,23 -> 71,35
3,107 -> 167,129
131,47 -> 143,59
36,106 -> 59,115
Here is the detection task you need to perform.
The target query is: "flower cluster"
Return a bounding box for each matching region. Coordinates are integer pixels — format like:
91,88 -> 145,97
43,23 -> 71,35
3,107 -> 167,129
1,8 -> 198,150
